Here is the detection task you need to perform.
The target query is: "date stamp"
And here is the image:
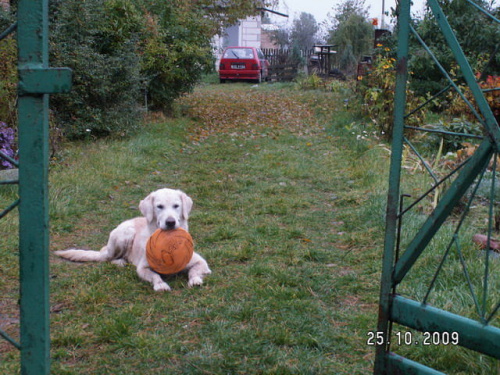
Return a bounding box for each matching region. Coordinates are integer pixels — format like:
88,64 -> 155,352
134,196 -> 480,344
367,331 -> 459,346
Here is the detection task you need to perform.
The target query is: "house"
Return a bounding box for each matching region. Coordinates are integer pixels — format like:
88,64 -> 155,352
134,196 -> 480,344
213,8 -> 287,68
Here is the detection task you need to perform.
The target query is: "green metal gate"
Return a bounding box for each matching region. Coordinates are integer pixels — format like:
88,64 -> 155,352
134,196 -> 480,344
0,0 -> 71,373
375,0 -> 500,373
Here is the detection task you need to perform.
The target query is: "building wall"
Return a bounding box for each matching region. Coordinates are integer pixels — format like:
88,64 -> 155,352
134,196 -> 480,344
220,15 -> 261,49
224,24 -> 240,47
239,16 -> 261,48
261,30 -> 277,49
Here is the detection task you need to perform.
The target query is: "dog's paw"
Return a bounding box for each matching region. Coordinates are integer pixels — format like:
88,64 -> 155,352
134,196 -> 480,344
153,282 -> 171,292
188,276 -> 203,287
111,259 -> 127,267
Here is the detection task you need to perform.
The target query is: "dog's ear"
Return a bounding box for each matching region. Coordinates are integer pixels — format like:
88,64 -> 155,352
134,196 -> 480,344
179,191 -> 193,220
139,193 -> 155,223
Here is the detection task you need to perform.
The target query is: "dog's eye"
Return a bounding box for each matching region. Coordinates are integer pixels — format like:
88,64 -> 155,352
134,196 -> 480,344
157,204 -> 164,210
173,204 -> 179,209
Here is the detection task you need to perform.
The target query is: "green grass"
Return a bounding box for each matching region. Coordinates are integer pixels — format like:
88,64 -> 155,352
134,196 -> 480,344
1,82 -> 499,374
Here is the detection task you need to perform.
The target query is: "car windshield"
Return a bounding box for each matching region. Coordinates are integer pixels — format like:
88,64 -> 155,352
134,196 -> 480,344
223,48 -> 254,59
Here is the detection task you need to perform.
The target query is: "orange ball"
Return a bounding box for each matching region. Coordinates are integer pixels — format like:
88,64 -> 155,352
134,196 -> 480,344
146,228 -> 194,275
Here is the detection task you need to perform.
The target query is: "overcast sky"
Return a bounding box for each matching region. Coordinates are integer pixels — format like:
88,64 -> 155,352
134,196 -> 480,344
273,0 -> 427,29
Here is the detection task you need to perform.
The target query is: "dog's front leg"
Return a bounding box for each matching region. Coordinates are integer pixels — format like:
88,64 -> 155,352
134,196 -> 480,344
186,253 -> 212,287
136,260 -> 171,292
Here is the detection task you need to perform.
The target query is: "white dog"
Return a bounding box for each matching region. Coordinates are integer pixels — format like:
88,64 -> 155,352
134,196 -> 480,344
55,188 -> 211,292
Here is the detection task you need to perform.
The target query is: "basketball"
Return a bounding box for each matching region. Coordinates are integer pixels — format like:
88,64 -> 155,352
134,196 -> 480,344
146,228 -> 194,275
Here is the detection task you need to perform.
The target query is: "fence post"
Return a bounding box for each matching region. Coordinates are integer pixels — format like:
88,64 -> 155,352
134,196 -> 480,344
17,0 -> 71,373
17,1 -> 51,373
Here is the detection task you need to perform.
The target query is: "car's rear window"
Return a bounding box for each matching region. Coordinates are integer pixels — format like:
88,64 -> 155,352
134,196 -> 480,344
223,48 -> 254,59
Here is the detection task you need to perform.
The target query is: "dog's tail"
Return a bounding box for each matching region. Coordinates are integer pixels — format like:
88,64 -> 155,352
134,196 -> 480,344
54,247 -> 110,262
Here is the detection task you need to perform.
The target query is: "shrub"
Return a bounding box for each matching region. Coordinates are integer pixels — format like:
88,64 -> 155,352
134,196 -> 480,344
139,2 -> 214,111
358,47 -> 425,138
443,71 -> 499,118
294,73 -> 323,90
49,0 -> 143,139
48,0 -> 216,139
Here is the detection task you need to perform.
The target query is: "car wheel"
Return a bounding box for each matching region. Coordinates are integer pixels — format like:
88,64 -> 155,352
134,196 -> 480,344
220,78 -> 226,83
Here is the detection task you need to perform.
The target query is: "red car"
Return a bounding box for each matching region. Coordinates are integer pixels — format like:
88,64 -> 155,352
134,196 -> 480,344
219,46 -> 269,83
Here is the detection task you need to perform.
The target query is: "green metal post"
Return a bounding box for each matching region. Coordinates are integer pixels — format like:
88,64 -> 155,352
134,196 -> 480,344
17,1 -> 51,373
17,0 -> 71,373
387,352 -> 445,375
373,0 -> 411,372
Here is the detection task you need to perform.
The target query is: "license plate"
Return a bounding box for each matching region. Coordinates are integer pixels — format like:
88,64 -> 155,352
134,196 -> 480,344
231,64 -> 245,69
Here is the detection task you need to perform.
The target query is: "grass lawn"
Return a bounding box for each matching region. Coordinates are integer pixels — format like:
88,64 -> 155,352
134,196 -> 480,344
1,82 -> 498,374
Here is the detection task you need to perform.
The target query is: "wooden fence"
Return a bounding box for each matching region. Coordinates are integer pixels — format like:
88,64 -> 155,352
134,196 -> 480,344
262,48 -> 340,82
261,48 -> 314,66
267,64 -> 298,82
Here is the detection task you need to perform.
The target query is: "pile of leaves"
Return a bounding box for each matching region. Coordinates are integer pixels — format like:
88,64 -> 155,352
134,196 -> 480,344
177,85 -> 328,144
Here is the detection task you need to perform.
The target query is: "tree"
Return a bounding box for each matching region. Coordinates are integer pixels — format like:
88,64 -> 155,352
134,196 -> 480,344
270,27 -> 291,49
290,12 -> 319,50
329,0 -> 370,28
191,0 -> 278,34
326,0 -> 373,74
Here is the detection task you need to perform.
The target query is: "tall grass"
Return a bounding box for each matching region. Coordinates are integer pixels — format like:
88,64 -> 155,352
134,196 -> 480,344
0,83 -> 498,374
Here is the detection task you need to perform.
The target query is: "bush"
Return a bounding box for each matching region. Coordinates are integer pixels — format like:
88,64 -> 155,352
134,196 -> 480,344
47,0 -> 216,139
294,73 -> 323,90
358,47 -> 425,138
49,0 -> 143,139
139,2 -> 214,111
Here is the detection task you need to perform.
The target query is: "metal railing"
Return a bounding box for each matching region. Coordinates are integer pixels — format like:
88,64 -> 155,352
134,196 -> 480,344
375,0 -> 500,373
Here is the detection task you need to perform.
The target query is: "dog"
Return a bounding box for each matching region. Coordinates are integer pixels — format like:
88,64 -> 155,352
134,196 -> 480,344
54,188 -> 211,292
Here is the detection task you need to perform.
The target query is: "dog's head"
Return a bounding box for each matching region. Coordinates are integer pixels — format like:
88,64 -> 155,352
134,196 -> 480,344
139,188 -> 193,231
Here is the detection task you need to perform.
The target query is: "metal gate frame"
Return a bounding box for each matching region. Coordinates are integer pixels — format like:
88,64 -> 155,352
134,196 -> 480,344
375,0 -> 500,373
0,0 -> 71,373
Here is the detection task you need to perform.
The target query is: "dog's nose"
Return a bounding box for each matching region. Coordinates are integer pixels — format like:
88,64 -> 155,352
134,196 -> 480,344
165,217 -> 176,229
